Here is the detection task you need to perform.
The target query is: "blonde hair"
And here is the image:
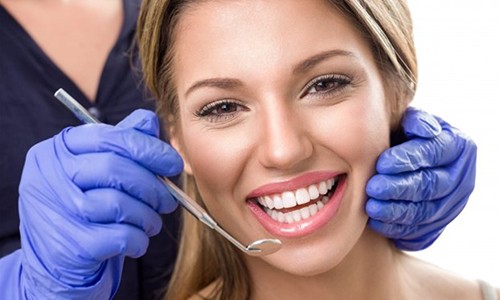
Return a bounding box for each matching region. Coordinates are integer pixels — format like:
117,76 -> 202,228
136,1 -> 417,299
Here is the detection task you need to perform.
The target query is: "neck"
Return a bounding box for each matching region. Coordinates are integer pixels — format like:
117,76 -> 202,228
248,228 -> 409,300
0,0 -> 123,102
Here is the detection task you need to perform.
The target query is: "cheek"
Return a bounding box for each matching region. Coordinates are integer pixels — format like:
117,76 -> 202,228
313,95 -> 391,169
180,125 -> 251,206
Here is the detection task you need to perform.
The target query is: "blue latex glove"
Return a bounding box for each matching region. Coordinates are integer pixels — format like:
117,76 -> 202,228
366,107 -> 477,251
0,109 -> 183,299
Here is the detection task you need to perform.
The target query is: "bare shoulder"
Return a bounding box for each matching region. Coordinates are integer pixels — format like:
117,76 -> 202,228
478,280 -> 500,300
400,253 -> 483,300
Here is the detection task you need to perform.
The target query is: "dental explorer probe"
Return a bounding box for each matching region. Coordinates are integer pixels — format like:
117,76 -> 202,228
54,88 -> 282,256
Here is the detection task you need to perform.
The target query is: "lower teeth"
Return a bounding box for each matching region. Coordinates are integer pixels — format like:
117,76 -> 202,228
265,195 -> 330,224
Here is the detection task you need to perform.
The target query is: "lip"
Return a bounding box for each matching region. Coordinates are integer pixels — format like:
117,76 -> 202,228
247,174 -> 347,238
246,171 -> 341,199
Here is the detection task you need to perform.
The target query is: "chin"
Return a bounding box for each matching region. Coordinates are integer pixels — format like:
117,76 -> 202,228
260,214 -> 368,278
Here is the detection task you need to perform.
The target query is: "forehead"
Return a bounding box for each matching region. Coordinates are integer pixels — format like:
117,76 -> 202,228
173,0 -> 373,86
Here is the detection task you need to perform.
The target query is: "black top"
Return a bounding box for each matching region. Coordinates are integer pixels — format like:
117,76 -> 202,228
0,1 -> 179,299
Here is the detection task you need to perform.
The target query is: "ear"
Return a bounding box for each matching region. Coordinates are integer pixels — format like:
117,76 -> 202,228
168,125 -> 193,175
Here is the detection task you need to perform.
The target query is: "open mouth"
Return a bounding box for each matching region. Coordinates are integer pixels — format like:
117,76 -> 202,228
251,174 -> 344,224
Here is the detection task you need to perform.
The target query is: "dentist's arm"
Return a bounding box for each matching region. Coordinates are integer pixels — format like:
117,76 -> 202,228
366,107 -> 477,250
0,110 -> 183,299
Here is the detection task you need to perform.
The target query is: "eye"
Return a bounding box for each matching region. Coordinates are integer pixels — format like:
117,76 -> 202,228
301,74 -> 351,98
195,99 -> 248,123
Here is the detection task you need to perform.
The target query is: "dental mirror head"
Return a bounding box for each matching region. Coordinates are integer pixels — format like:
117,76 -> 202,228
54,88 -> 283,257
208,221 -> 282,256
245,238 -> 282,256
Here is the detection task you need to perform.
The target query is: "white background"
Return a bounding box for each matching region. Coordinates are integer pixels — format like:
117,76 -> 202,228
407,0 -> 499,286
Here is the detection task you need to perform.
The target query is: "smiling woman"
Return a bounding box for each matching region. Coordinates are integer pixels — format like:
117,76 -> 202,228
136,0 -> 496,300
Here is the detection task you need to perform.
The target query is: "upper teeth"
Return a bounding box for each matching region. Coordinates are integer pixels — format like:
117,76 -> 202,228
256,177 -> 336,210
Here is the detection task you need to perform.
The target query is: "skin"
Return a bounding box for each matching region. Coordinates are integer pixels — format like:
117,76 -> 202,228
173,0 -> 389,274
0,0 -> 122,101
169,0 -> 486,299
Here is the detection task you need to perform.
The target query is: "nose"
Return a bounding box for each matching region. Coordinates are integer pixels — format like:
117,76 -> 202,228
257,99 -> 313,170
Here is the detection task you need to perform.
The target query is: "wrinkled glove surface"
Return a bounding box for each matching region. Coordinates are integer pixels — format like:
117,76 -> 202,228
17,109 -> 183,299
366,107 -> 477,251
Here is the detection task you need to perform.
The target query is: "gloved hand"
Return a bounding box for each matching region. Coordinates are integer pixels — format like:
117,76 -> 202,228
15,109 -> 183,299
365,107 -> 477,251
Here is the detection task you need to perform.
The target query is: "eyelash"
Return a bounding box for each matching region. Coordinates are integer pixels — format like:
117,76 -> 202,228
195,74 -> 352,123
195,99 -> 247,123
300,74 -> 352,99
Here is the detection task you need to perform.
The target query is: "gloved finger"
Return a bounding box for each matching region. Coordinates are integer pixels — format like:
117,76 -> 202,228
365,198 -> 426,224
81,189 -> 163,237
365,195 -> 466,225
81,223 -> 150,260
392,230 -> 442,251
368,212 -> 453,240
20,199 -> 149,261
60,125 -> 183,177
376,128 -> 462,174
67,152 -> 178,214
401,107 -> 441,138
366,168 -> 453,201
115,109 -> 160,137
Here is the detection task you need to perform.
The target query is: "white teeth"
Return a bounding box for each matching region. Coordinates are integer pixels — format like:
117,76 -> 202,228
308,185 -> 319,200
309,203 -> 318,216
317,201 -> 324,210
265,200 -> 328,224
295,188 -> 310,205
328,178 -> 335,189
272,210 -> 279,221
277,211 -> 285,222
318,181 -> 328,194
282,191 -> 296,208
300,207 -> 310,219
257,177 -> 337,210
273,194 -> 284,209
264,196 -> 274,209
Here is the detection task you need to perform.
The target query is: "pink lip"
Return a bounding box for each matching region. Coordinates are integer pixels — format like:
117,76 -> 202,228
247,175 -> 347,238
246,171 -> 341,199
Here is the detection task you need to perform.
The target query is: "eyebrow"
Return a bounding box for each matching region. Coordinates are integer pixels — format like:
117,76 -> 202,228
293,49 -> 357,75
185,78 -> 243,97
184,49 -> 357,97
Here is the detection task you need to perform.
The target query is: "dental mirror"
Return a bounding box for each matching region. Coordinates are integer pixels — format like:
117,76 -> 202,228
54,88 -> 283,256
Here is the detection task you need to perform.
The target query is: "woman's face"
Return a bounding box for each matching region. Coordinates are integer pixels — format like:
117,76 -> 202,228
171,0 -> 391,276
